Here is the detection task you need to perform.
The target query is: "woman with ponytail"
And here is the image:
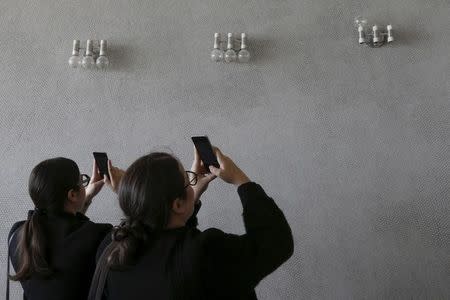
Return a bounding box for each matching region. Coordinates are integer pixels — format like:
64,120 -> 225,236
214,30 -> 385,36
92,147 -> 293,300
8,157 -> 124,300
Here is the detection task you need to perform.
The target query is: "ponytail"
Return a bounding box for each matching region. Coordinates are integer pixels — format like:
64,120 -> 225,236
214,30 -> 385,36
107,220 -> 149,269
10,210 -> 52,281
88,220 -> 151,300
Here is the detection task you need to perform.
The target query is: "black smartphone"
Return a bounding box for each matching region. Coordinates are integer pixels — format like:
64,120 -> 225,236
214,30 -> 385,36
191,136 -> 220,170
93,152 -> 109,178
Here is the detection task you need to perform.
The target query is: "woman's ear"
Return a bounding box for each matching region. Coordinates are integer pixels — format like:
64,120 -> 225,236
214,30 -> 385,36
171,198 -> 186,215
66,189 -> 79,204
65,188 -> 82,214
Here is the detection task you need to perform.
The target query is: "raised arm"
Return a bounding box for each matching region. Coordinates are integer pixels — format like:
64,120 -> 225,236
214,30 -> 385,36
202,148 -> 294,293
203,182 -> 293,292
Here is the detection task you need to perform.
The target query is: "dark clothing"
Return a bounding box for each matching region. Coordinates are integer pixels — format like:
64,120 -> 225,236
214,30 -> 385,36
8,212 -> 112,300
96,182 -> 294,300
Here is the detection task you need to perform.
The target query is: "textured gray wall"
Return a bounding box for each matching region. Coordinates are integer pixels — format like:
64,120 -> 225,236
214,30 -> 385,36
1,0 -> 449,299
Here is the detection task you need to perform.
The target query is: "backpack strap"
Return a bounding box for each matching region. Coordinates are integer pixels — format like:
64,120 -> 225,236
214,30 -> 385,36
6,222 -> 25,300
87,242 -> 115,300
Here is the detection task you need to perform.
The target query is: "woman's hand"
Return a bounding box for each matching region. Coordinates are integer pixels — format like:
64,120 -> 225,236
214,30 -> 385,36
104,160 -> 126,194
191,147 -> 216,202
209,148 -> 250,186
85,160 -> 106,202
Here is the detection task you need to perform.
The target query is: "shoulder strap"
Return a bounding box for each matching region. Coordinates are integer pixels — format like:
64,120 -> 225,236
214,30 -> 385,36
87,242 -> 115,300
6,223 -> 24,300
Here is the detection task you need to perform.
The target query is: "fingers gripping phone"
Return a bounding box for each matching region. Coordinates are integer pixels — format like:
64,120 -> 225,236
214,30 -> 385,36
93,152 -> 109,179
191,136 -> 220,170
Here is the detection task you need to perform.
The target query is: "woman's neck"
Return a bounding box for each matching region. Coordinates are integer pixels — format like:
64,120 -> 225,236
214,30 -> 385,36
63,202 -> 78,215
166,215 -> 186,229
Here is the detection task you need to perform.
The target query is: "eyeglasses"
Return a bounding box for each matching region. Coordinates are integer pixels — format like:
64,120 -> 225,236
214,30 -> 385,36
184,171 -> 197,188
80,174 -> 90,188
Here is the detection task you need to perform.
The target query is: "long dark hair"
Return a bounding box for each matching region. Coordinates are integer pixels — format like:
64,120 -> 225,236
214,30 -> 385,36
107,152 -> 186,269
11,157 -> 81,281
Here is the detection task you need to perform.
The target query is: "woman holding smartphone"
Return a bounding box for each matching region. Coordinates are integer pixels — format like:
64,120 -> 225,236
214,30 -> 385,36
90,147 -> 293,300
7,157 -> 124,300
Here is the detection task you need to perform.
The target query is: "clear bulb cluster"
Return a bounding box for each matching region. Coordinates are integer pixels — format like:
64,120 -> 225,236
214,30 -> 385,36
211,33 -> 250,63
355,17 -> 394,48
68,40 -> 110,69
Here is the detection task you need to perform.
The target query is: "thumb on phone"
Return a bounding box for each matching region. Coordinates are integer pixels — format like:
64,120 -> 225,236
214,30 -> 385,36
107,159 -> 113,179
209,165 -> 220,176
103,174 -> 111,185
105,160 -> 117,192
212,147 -> 225,165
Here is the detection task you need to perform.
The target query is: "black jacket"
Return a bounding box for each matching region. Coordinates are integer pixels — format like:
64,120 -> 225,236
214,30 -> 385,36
8,212 -> 112,300
96,182 -> 294,300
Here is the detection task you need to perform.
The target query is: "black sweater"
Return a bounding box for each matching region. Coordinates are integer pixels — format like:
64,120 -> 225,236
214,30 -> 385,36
96,182 -> 294,300
8,212 -> 112,300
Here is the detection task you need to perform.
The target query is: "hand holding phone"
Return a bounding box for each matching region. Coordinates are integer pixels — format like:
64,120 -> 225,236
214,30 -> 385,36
206,148 -> 250,186
93,152 -> 109,179
191,136 -> 220,171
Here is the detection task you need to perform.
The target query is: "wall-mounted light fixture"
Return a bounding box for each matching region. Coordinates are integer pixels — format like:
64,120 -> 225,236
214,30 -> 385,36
210,33 -> 250,63
355,17 -> 394,47
68,40 -> 109,69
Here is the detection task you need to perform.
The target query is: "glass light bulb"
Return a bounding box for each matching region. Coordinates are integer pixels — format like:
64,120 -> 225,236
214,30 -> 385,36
69,40 -> 81,68
372,25 -> 380,43
96,56 -> 109,68
211,49 -> 224,62
224,33 -> 236,63
211,33 -> 223,62
224,49 -> 236,63
238,33 -> 250,62
238,49 -> 250,63
387,25 -> 394,42
225,49 -> 236,62
68,55 -> 81,68
354,16 -> 367,27
81,55 -> 95,69
358,25 -> 366,44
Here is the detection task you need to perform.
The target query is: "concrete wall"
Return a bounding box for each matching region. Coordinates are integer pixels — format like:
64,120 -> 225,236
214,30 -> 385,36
1,0 -> 449,299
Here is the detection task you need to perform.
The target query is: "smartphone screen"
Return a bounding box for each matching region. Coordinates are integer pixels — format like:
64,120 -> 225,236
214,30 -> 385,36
191,136 -> 220,170
93,152 -> 109,178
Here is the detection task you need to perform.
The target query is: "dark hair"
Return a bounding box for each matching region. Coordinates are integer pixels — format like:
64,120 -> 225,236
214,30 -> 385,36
11,157 -> 81,281
107,152 -> 186,269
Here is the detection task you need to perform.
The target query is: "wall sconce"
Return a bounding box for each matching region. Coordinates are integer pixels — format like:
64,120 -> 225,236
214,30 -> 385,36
68,40 -> 109,69
355,17 -> 394,47
210,33 -> 250,63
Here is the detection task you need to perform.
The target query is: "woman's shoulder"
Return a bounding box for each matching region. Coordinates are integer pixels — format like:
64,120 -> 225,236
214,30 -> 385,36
79,220 -> 113,240
8,220 -> 26,240
199,227 -> 226,238
88,221 -> 113,232
75,213 -> 111,229
192,227 -> 231,250
8,221 -> 26,254
64,218 -> 113,248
